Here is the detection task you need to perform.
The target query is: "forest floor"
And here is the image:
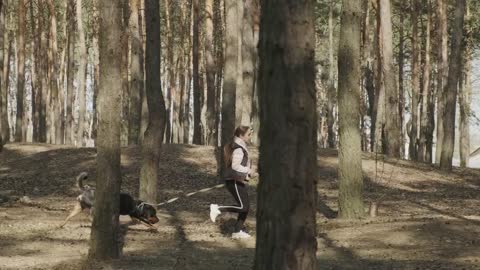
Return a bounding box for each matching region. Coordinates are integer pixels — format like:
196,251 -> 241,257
0,143 -> 479,270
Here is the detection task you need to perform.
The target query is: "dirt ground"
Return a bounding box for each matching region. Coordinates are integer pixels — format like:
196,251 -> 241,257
0,143 -> 479,270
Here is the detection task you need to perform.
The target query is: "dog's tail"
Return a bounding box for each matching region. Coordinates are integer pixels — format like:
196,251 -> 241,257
76,172 -> 89,190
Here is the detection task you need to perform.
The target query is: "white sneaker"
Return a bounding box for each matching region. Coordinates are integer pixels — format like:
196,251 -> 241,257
209,204 -> 221,223
232,230 -> 251,239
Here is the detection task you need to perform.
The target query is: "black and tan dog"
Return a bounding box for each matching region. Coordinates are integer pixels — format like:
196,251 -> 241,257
60,172 -> 159,229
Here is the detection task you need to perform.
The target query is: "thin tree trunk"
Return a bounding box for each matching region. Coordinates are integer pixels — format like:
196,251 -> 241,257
139,0 -> 166,203
327,0 -> 336,148
192,0 -> 201,144
91,0 -> 99,142
120,0 -> 129,147
15,0 -> 26,142
65,0 -> 75,145
338,0 -> 364,219
128,0 -> 143,145
408,0 -> 420,160
254,0 -> 317,268
435,0 -> 447,164
376,0 -> 400,157
439,0 -> 465,171
87,0 -> 123,260
29,0 -> 37,142
164,0 -> 173,144
76,0 -> 87,146
205,0 -> 216,146
0,0 -> 7,145
397,7 -> 405,157
47,0 -> 62,144
459,3 -> 471,168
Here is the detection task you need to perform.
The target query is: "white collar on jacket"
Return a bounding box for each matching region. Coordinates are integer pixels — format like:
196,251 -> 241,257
234,136 -> 248,152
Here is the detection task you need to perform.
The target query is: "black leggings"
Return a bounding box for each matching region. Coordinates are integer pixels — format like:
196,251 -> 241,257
218,180 -> 250,232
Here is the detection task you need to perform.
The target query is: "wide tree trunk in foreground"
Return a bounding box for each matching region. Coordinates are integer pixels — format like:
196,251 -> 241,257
88,0 -> 123,260
338,0 -> 365,219
254,0 -> 317,269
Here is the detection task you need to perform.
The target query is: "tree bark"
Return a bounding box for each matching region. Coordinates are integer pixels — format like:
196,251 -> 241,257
76,0 -> 87,146
376,0 -> 400,157
139,0 -> 166,203
205,0 -> 216,146
91,0 -> 99,142
418,3 -> 433,163
220,0 -> 239,172
240,0 -> 255,127
338,0 -> 364,219
65,0 -> 75,145
397,5 -> 405,157
459,3 -> 471,168
120,0 -> 129,147
435,0 -> 447,164
192,0 -> 201,144
327,0 -> 336,148
47,0 -> 62,144
0,0 -> 7,145
439,0 -> 465,171
15,0 -> 26,142
88,0 -> 123,260
408,0 -> 420,160
254,0 -> 317,268
128,0 -> 143,145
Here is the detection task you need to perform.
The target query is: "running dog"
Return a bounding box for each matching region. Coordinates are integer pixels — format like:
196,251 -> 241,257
60,172 -> 159,229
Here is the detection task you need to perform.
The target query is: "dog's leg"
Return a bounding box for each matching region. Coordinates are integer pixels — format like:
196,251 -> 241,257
130,216 -> 157,231
60,202 -> 83,228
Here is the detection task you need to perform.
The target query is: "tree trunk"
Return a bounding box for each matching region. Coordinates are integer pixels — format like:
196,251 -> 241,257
120,0 -> 129,147
76,0 -> 88,146
128,0 -> 143,145
234,1 -> 243,127
397,6 -> 405,157
91,0 -> 99,142
254,0 -> 317,268
327,0 -> 336,148
139,0 -> 166,203
439,0 -> 465,171
15,0 -> 26,142
376,0 -> 400,157
220,0 -> 239,172
87,0 -> 123,260
192,0 -> 201,144
0,0 -> 7,145
240,0 -> 255,127
459,3 -> 471,168
65,0 -> 75,145
29,0 -> 37,142
337,0 -> 364,219
418,2 -> 432,163
47,0 -> 62,144
408,0 -> 420,160
435,0 -> 447,164
205,0 -> 216,146
164,0 -> 174,144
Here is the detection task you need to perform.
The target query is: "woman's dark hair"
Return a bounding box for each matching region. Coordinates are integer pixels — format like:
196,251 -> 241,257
223,126 -> 250,168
